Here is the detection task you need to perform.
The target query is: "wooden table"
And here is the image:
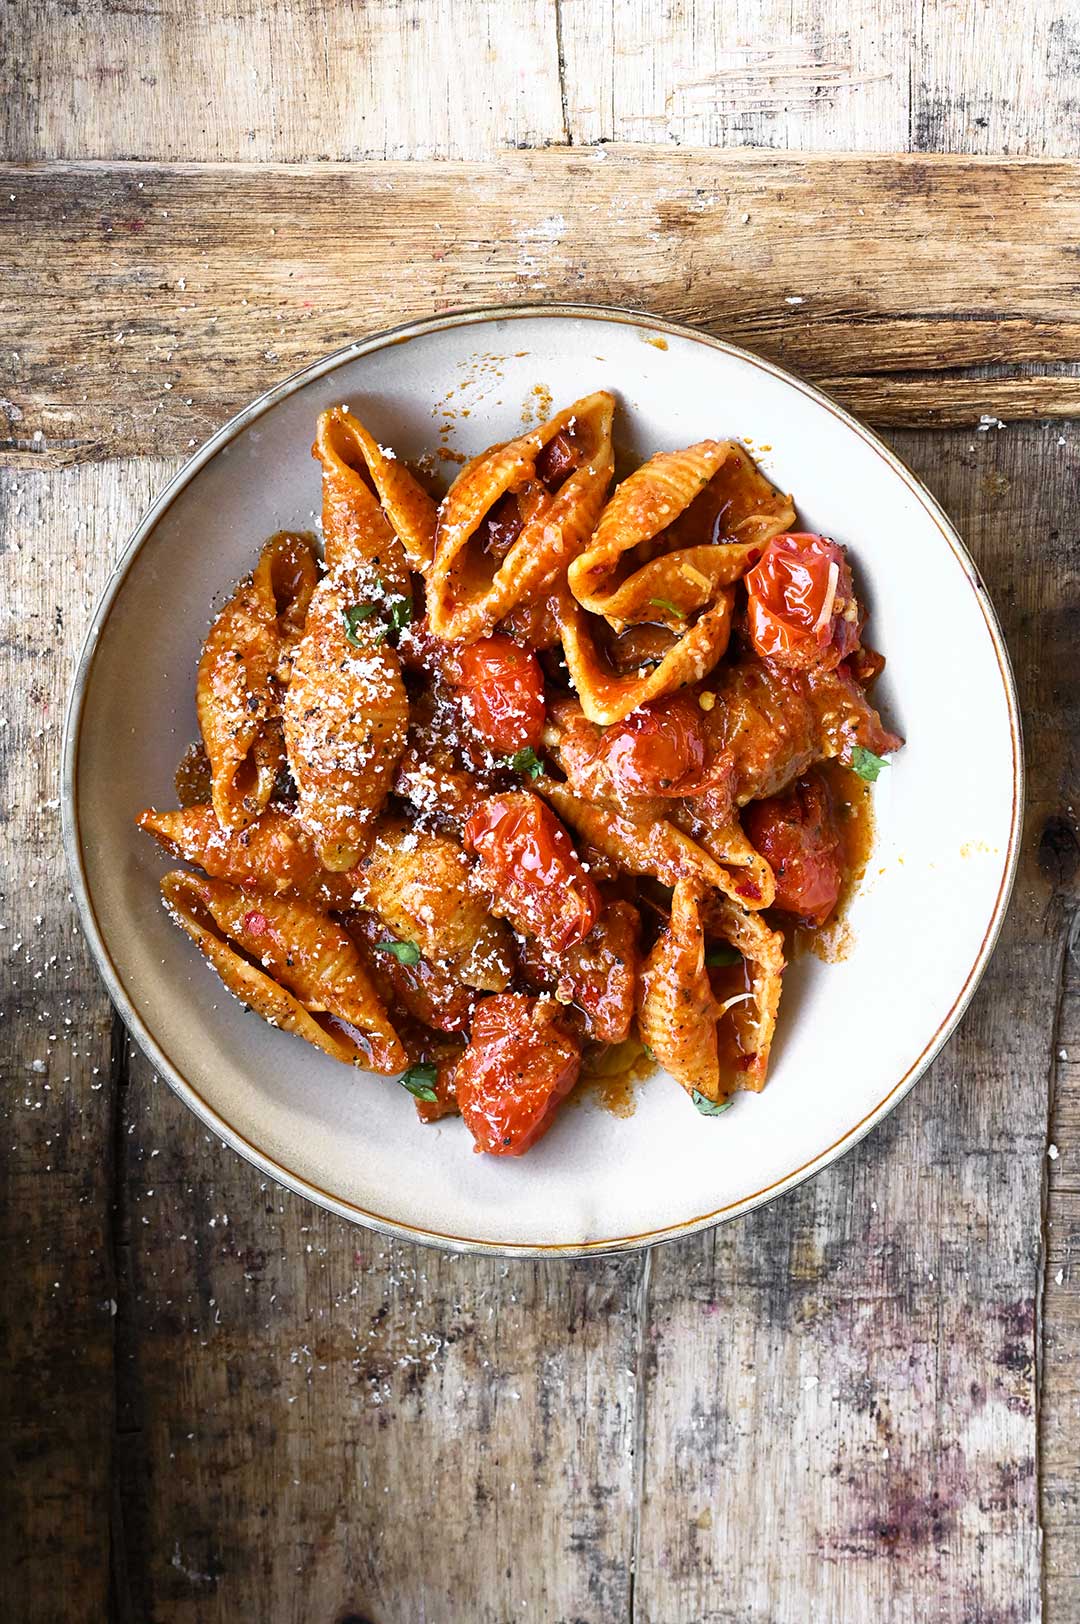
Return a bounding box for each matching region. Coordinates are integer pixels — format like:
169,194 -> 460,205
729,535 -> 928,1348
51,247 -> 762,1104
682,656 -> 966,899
2,4 -> 1078,1619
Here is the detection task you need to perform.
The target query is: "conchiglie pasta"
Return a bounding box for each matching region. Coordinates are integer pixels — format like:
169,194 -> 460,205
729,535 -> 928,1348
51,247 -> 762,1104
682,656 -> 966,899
537,777 -> 759,909
558,583 -> 736,727
136,804 -> 358,909
637,880 -> 723,1100
161,870 -> 407,1073
638,881 -> 786,1102
701,891 -> 786,1093
568,440 -> 794,626
196,532 -> 318,830
314,406 -> 436,578
426,390 -> 615,643
284,580 -> 409,871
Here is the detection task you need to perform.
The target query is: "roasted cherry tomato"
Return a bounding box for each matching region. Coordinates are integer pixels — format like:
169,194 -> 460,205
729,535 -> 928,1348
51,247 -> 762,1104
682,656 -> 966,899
745,533 -> 860,671
453,635 -> 546,753
598,691 -> 728,798
454,992 -> 582,1155
464,791 -> 601,953
743,773 -> 843,925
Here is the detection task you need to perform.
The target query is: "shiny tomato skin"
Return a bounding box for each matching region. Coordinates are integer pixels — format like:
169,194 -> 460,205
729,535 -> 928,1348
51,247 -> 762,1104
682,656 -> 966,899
599,691 -> 727,798
464,791 -> 601,953
455,992 -> 582,1155
454,635 -> 546,752
745,533 -> 860,671
743,774 -> 843,925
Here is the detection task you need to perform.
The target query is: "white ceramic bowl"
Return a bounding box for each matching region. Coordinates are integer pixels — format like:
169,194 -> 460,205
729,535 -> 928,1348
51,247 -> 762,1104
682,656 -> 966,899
63,306 -> 1022,1254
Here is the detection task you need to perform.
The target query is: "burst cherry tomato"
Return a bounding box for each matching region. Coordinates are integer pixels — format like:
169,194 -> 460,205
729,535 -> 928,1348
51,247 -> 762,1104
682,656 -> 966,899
745,533 -> 860,671
598,691 -> 728,798
743,773 -> 843,925
454,992 -> 582,1155
453,635 -> 546,753
464,791 -> 601,953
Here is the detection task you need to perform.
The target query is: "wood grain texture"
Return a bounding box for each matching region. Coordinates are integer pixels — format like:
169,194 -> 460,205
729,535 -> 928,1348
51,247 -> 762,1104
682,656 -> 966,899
4,0 -> 1079,162
1043,847 -> 1080,1616
2,2 -> 1079,1612
111,1042 -> 642,1622
3,151 -> 1080,470
0,460 -> 173,1621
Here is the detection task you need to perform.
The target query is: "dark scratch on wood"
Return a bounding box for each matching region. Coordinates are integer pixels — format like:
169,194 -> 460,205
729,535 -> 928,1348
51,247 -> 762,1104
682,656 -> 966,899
628,1245 -> 652,1623
553,0 -> 572,147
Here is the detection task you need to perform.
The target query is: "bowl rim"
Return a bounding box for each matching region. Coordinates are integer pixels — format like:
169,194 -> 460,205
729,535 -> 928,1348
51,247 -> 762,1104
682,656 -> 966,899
61,301 -> 1024,1257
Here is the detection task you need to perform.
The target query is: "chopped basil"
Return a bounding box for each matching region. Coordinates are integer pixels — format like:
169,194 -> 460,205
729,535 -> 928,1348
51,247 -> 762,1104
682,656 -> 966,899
343,602 -> 378,645
851,745 -> 889,782
690,1089 -> 733,1117
400,1063 -> 439,1102
374,938 -> 421,966
649,596 -> 687,619
705,943 -> 742,968
508,746 -> 544,780
388,595 -> 414,633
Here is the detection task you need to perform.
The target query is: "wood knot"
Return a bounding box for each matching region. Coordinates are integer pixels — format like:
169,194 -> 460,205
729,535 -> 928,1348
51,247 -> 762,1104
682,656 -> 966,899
1038,813 -> 1079,891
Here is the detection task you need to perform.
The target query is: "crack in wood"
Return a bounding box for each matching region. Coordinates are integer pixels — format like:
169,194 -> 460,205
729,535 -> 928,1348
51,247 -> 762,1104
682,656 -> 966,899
628,1245 -> 653,1622
107,1012 -> 136,1624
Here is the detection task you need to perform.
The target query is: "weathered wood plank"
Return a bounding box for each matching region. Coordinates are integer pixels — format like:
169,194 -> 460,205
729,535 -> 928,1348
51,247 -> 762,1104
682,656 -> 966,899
0,0 -> 566,164
634,422 -> 1078,1623
3,1 -> 1078,163
561,0 -> 1080,158
3,152 -> 1080,468
0,460 -> 171,1621
1044,917 -> 1080,1617
111,1048 -> 641,1621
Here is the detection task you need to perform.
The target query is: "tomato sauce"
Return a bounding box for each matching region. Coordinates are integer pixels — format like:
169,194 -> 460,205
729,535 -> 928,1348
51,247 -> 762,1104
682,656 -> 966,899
792,760 -> 875,962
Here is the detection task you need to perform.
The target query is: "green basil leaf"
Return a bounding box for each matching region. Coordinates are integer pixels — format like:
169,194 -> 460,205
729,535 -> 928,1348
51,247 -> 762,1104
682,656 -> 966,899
649,596 -> 687,619
343,602 -> 377,646
400,1063 -> 439,1102
851,745 -> 888,782
374,939 -> 421,966
705,944 -> 742,968
690,1089 -> 733,1117
388,595 -> 414,633
508,746 -> 544,780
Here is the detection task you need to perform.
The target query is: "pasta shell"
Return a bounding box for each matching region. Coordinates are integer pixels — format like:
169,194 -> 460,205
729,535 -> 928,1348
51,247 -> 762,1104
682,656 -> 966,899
135,804 -> 358,909
284,578 -> 410,871
541,700 -> 774,908
426,390 -> 615,642
639,881 -> 786,1102
352,817 -> 512,992
537,778 -> 761,909
196,532 -> 318,831
161,870 -> 407,1073
700,892 -> 786,1093
638,880 -> 722,1100
568,440 -> 794,626
669,793 -> 777,910
558,584 -> 736,727
314,406 -> 435,579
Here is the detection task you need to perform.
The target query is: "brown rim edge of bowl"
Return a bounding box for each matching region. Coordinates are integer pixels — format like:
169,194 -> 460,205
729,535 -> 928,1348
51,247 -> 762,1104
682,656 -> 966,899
61,301 -> 1025,1258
